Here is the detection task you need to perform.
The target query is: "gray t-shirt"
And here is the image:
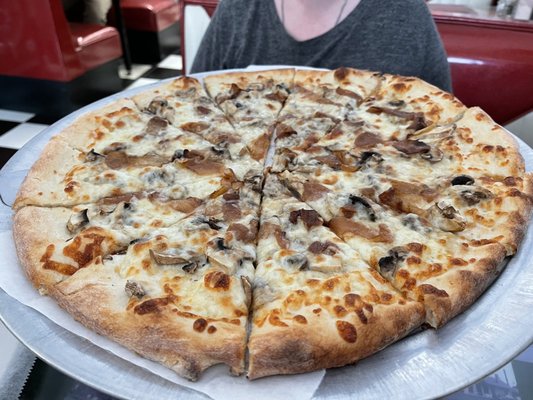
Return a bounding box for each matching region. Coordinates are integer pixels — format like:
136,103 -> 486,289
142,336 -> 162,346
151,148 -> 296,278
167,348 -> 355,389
191,0 -> 452,91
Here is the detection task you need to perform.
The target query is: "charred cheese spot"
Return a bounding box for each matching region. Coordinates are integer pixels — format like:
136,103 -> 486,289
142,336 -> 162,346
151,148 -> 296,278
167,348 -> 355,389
134,297 -> 170,315
293,315 -> 308,324
418,284 -> 449,298
204,271 -> 231,291
207,326 -> 217,334
40,244 -> 77,275
450,258 -> 468,266
334,305 -> 348,317
268,310 -> 288,327
336,320 -> 357,343
193,318 -> 208,332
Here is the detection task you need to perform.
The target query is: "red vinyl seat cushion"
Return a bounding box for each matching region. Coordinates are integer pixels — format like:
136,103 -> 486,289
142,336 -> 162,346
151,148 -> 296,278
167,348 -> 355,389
118,0 -> 181,32
69,23 -> 122,71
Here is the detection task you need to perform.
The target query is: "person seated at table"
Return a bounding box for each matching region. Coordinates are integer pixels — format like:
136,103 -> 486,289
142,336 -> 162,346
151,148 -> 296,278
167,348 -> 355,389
191,0 -> 452,91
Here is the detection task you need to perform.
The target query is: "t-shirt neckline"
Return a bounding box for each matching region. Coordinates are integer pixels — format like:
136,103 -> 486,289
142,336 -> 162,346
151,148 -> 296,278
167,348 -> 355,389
267,0 -> 369,46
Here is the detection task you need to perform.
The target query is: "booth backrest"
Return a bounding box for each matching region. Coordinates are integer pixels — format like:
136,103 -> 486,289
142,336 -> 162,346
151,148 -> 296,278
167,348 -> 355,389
0,0 -> 84,81
435,14 -> 533,124
0,0 -> 122,82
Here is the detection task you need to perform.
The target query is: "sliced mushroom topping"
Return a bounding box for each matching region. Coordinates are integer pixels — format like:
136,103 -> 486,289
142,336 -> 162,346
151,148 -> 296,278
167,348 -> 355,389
419,146 -> 443,163
392,139 -> 431,155
149,249 -> 188,265
357,151 -> 383,168
336,87 -> 363,102
368,106 -> 427,130
241,276 -> 252,308
456,185 -> 493,205
354,130 -> 383,148
348,195 -> 377,221
426,201 -> 466,232
174,87 -> 197,98
206,238 -> 253,271
451,175 -> 475,186
125,280 -> 145,299
244,171 -> 264,193
145,116 -> 168,135
146,97 -> 168,115
85,149 -> 104,162
216,83 -> 241,104
288,209 -> 323,229
275,123 -> 297,139
192,217 -> 222,230
285,253 -> 309,271
67,209 -> 89,233
378,247 -> 408,279
182,255 -> 207,273
308,241 -> 339,256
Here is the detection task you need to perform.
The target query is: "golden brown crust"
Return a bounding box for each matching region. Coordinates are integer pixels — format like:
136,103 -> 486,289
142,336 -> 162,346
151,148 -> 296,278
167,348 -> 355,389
419,242 -> 507,328
13,206 -> 75,292
248,300 -> 424,379
50,273 -> 246,380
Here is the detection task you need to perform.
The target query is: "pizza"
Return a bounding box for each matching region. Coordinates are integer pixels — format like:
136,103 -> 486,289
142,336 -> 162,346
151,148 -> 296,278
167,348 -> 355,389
12,67 -> 533,381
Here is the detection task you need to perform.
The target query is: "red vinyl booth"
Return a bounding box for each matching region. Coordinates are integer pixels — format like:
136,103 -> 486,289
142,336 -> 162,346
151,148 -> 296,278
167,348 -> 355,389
0,0 -> 123,118
434,13 -> 533,125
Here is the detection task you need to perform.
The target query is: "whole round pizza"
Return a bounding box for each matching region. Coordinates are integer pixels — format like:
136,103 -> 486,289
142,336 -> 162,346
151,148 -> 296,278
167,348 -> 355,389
12,68 -> 533,381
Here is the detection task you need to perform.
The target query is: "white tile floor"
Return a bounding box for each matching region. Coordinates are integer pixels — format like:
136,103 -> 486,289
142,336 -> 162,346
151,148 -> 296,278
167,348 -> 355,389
0,123 -> 49,149
0,109 -> 35,123
157,54 -> 184,70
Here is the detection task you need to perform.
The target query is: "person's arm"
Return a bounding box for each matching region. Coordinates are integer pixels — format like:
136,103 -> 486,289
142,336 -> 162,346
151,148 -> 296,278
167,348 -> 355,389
191,0 -> 235,73
417,2 -> 452,92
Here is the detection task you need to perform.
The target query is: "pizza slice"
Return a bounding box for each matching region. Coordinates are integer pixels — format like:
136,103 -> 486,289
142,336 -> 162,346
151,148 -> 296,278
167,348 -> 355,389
48,229 -> 252,380
247,174 -> 425,379
132,76 -> 259,162
204,69 -> 295,164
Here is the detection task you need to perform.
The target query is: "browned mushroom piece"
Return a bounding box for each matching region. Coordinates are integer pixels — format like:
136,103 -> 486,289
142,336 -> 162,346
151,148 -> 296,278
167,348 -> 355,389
420,146 -> 444,163
426,201 -> 466,232
145,116 -> 168,135
284,253 -> 309,271
451,175 -> 475,186
241,276 -> 253,309
454,185 -> 493,206
125,280 -> 145,299
378,247 -> 408,279
348,195 -> 377,221
145,96 -> 168,114
149,249 -> 189,265
206,237 -> 253,271
66,209 -> 89,233
85,149 -> 104,162
392,139 -> 431,155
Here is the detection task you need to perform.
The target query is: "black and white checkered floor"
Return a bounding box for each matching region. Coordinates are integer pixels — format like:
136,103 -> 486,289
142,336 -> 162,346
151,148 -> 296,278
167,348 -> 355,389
0,54 -> 183,169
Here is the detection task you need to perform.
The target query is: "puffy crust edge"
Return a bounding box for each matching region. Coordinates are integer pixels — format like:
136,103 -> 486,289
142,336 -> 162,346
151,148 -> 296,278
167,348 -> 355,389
13,138 -> 82,209
12,206 -> 74,292
420,242 -> 507,328
247,300 -> 424,380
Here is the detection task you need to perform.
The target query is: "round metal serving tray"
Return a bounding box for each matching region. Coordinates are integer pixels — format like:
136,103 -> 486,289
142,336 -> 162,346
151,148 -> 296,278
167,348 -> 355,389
1,68 -> 533,400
